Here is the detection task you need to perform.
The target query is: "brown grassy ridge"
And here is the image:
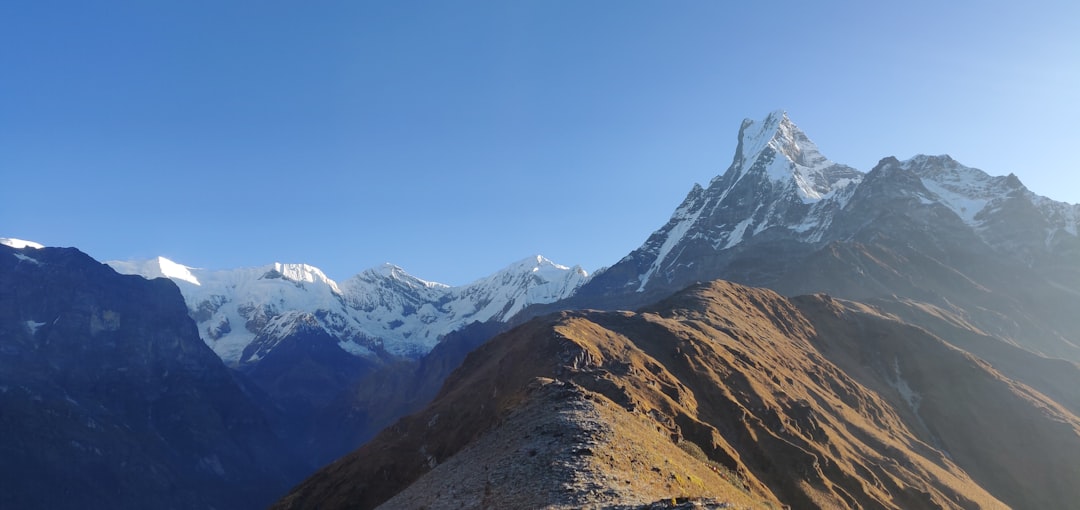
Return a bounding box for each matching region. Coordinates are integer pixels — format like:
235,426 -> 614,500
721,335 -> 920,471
795,294 -> 1080,509
274,280 -> 1079,509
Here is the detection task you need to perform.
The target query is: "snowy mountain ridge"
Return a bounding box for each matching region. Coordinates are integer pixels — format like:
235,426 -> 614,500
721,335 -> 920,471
590,111 -> 1079,295
108,254 -> 588,365
901,154 -> 1020,225
629,111 -> 864,290
900,154 -> 1079,246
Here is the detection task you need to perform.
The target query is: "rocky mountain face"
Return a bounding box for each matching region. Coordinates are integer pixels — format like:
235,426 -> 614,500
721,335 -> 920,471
0,243 -> 302,509
574,111 -> 1080,362
277,280 -> 1080,509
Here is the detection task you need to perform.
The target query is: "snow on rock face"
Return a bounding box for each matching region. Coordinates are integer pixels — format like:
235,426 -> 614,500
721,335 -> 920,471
731,110 -> 862,203
0,238 -> 45,249
1032,195 -> 1080,237
606,110 -> 1080,296
447,255 -> 589,323
109,255 -> 588,364
109,257 -> 201,285
903,154 -> 1080,247
631,111 -> 863,291
338,255 -> 588,358
902,155 -> 1018,226
265,263 -> 341,292
636,185 -> 709,291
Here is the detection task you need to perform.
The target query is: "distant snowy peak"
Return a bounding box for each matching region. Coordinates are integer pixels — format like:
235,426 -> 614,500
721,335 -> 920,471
725,110 -> 862,203
901,155 -> 1018,225
263,262 -> 341,294
0,238 -> 45,249
355,263 -> 449,290
108,256 -> 201,285
455,255 -> 589,322
903,154 -> 1080,239
109,253 -> 588,364
503,255 -> 588,280
342,264 -> 451,315
1032,195 -> 1080,237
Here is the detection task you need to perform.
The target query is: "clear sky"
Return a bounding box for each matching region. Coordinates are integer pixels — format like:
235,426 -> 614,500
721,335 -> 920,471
3,1 -> 1078,285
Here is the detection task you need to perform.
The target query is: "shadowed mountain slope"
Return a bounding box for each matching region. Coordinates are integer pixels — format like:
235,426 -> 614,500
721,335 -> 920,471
0,244 -> 301,509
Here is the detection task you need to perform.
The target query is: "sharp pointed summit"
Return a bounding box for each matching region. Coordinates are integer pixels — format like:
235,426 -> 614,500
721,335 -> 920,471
722,110 -> 861,203
574,109 -> 1080,325
579,111 -> 863,298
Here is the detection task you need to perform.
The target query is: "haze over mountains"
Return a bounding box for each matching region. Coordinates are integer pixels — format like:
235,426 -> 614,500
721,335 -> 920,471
4,111 -> 1080,509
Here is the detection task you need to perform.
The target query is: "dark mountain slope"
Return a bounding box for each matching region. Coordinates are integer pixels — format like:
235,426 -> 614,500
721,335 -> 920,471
302,320 -> 507,467
0,244 -> 301,509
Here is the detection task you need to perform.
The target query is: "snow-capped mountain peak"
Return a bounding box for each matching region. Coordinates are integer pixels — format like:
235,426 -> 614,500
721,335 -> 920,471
263,262 -> 341,294
581,110 -> 1080,300
901,154 -> 1020,226
361,263 -> 449,290
451,255 -> 589,322
899,154 -> 1079,248
507,254 -> 586,277
108,256 -> 201,285
620,111 -> 865,292
726,110 -> 858,203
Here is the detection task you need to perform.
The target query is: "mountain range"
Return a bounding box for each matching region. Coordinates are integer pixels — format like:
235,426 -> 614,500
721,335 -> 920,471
5,110 -> 1080,509
572,111 -> 1080,362
107,254 -> 588,364
104,252 -> 589,467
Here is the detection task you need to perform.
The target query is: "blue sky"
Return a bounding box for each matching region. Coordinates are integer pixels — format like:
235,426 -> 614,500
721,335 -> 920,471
3,1 -> 1078,285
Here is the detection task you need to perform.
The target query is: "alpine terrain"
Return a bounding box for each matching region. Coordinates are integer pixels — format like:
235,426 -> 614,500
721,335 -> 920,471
7,110 -> 1080,510
107,254 -> 588,466
277,281 -> 1080,509
573,111 -> 1080,362
277,112 -> 1080,509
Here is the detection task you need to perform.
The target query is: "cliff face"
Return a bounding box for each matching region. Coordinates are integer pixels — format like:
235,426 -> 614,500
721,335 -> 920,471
0,244 -> 301,509
278,279 -> 1080,509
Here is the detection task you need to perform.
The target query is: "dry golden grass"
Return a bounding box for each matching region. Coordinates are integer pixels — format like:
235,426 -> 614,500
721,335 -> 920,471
275,280 -> 1080,509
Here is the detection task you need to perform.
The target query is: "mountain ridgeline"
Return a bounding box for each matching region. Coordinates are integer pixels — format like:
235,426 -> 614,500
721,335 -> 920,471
276,281 -> 1080,509
275,111 -> 1080,509
571,111 -> 1080,362
7,110 -> 1080,509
